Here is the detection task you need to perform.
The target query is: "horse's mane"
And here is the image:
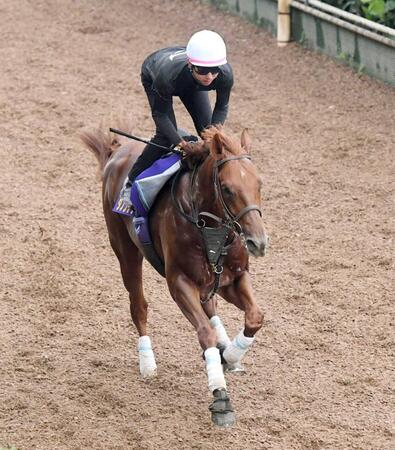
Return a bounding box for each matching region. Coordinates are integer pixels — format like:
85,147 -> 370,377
182,126 -> 244,169
202,126 -> 244,157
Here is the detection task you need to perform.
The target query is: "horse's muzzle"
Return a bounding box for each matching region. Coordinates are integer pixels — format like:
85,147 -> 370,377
246,234 -> 269,257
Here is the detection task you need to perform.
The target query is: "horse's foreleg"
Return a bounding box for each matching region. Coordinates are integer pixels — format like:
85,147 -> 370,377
202,299 -> 231,349
167,275 -> 227,387
209,315 -> 231,350
218,272 -> 263,366
110,228 -> 157,378
167,273 -> 235,426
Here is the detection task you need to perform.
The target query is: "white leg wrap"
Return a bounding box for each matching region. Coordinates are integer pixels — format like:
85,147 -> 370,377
138,336 -> 157,378
223,329 -> 255,365
210,315 -> 231,348
205,347 -> 226,392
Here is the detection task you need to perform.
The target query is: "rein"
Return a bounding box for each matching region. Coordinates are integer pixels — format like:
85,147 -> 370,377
171,154 -> 262,303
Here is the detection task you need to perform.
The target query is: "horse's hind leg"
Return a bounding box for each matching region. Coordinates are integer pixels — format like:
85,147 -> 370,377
108,220 -> 157,377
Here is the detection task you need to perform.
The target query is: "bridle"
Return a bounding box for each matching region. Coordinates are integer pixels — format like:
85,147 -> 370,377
172,154 -> 262,233
172,153 -> 262,303
210,155 -> 262,229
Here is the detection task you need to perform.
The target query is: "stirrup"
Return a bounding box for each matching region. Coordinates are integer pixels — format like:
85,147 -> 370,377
114,184 -> 135,215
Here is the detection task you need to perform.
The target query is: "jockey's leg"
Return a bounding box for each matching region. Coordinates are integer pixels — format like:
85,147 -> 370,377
125,94 -> 176,184
127,143 -> 167,184
218,272 -> 263,366
120,78 -> 178,205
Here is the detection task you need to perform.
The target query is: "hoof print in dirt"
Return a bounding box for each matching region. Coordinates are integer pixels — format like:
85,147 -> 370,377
209,388 -> 236,427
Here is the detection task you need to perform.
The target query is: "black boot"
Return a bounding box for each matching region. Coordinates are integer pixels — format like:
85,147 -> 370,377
128,144 -> 166,185
120,144 -> 167,207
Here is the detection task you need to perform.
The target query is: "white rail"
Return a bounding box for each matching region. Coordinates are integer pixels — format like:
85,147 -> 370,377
295,0 -> 395,38
290,0 -> 395,48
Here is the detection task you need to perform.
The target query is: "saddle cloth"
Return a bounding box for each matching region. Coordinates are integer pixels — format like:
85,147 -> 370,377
113,152 -> 181,217
111,152 -> 182,277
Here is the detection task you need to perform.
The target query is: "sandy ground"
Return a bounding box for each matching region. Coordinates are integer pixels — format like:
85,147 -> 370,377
0,0 -> 394,449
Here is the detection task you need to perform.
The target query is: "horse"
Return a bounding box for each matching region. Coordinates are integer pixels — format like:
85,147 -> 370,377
81,125 -> 268,426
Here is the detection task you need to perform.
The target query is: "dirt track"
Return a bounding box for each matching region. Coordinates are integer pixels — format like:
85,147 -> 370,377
1,0 -> 394,449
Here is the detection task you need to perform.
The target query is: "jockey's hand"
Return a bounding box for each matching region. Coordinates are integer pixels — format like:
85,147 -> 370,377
179,139 -> 197,154
182,134 -> 198,143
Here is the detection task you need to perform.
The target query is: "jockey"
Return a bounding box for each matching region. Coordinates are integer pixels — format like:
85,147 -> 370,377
121,29 -> 233,206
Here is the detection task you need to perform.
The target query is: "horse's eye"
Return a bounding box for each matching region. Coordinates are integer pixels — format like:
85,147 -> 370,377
221,184 -> 234,197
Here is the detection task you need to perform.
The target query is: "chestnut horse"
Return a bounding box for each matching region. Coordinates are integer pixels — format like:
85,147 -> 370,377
81,125 -> 268,426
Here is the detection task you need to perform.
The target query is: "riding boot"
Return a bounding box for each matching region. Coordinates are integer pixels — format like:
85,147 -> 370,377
120,144 -> 166,207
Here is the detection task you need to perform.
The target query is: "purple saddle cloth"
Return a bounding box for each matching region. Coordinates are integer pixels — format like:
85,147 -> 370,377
131,152 -> 181,216
111,152 -> 181,277
113,152 -> 181,217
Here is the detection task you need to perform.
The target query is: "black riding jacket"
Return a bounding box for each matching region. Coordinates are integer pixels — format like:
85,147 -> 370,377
141,46 -> 234,145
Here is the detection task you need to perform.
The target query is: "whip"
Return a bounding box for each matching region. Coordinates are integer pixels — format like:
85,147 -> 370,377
109,128 -> 174,151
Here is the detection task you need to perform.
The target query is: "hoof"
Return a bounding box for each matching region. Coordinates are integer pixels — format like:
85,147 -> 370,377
139,349 -> 157,378
140,367 -> 157,378
209,389 -> 236,427
218,346 -> 245,373
223,362 -> 245,373
211,410 -> 236,427
139,359 -> 157,378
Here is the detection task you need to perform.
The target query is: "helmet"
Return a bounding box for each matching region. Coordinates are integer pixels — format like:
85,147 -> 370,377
186,30 -> 227,67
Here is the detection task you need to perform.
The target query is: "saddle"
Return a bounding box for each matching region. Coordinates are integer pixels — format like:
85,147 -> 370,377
113,152 -> 182,276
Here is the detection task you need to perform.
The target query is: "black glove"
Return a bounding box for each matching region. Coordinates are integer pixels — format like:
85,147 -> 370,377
182,134 -> 198,143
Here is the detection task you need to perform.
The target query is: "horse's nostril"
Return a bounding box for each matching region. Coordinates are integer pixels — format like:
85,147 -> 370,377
246,239 -> 259,254
246,237 -> 267,257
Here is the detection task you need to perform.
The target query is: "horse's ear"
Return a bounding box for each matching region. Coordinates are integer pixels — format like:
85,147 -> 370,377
241,128 -> 251,154
211,132 -> 225,158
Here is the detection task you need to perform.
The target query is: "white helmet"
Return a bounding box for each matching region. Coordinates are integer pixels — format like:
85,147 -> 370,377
186,30 -> 227,67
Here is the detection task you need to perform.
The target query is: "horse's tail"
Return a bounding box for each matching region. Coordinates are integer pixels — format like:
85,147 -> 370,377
80,117 -> 135,179
80,128 -> 114,180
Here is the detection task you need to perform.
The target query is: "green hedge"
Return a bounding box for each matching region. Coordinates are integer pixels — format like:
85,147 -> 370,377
322,0 -> 395,28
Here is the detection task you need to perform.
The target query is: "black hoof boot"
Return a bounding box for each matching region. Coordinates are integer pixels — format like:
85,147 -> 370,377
209,388 -> 236,427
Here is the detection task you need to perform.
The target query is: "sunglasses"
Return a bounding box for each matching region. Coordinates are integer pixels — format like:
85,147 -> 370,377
193,65 -> 221,75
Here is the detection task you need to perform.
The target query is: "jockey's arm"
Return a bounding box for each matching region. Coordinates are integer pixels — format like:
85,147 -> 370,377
151,92 -> 183,146
211,83 -> 232,126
